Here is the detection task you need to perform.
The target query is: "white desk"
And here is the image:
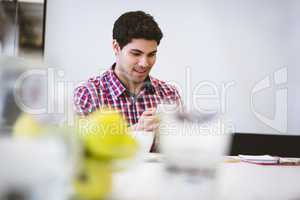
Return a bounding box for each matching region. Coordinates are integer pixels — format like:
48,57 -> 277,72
217,162 -> 300,200
111,156 -> 300,200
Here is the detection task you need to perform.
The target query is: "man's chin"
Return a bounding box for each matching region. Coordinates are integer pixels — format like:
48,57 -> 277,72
133,79 -> 145,84
132,76 -> 147,84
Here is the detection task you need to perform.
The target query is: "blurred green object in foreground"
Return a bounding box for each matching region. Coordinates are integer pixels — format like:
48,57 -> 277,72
74,108 -> 138,200
12,108 -> 138,200
74,158 -> 112,200
77,108 -> 138,160
13,113 -> 44,137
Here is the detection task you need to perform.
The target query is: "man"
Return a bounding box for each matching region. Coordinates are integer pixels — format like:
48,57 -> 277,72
74,11 -> 182,132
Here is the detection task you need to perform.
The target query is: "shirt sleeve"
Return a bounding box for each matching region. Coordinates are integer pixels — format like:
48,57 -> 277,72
172,86 -> 183,107
73,85 -> 94,116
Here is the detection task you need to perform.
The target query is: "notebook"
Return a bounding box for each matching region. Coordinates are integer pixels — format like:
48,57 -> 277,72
238,155 -> 279,164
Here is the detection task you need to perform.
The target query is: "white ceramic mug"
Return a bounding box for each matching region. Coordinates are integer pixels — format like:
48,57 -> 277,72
131,131 -> 155,154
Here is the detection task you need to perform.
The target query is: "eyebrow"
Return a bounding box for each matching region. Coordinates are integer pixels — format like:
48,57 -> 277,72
130,49 -> 157,55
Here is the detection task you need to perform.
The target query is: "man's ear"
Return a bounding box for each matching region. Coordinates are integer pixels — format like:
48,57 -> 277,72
112,39 -> 121,55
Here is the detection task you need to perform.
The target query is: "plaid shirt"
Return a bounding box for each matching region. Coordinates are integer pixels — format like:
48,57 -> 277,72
74,63 -> 182,127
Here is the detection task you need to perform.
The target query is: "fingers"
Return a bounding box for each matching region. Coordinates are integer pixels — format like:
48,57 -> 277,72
144,123 -> 159,132
141,108 -> 157,116
140,121 -> 159,132
136,112 -> 160,132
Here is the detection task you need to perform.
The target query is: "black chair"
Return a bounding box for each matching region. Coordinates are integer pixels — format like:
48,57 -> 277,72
229,132 -> 300,157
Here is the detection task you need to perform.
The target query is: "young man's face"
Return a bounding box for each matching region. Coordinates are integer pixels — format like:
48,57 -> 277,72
113,38 -> 158,86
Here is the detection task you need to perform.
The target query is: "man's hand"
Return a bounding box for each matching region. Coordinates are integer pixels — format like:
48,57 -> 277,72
133,108 -> 160,132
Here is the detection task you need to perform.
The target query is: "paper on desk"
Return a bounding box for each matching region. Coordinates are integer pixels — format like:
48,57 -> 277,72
238,155 -> 279,164
279,157 -> 300,165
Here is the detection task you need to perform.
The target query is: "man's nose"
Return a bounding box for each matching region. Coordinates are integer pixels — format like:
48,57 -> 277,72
138,56 -> 150,67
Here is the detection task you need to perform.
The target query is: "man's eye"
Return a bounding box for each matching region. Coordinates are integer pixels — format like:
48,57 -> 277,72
149,53 -> 156,57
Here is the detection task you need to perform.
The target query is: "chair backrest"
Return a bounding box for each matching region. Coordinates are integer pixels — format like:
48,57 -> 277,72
229,133 -> 300,157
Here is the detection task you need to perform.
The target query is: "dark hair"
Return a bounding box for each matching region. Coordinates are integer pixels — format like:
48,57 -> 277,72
113,11 -> 163,49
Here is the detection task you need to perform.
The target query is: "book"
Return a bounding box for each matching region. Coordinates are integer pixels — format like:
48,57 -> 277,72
238,155 -> 279,164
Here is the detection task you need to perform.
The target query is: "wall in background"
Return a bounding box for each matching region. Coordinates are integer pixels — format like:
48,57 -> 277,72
45,0 -> 299,134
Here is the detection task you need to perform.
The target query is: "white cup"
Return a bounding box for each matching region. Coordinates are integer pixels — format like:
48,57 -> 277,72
131,131 -> 155,154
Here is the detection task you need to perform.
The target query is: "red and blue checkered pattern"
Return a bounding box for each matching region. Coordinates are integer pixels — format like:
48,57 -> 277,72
74,63 -> 182,126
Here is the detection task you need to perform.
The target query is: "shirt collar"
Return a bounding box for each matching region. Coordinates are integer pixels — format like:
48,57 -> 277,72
108,63 -> 157,98
107,63 -> 126,99
143,76 -> 156,94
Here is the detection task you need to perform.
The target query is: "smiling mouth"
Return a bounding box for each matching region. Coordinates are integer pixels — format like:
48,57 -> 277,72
134,69 -> 147,74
